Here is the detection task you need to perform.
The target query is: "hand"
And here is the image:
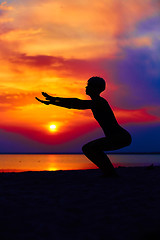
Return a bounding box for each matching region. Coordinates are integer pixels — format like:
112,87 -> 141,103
42,92 -> 52,100
35,97 -> 50,105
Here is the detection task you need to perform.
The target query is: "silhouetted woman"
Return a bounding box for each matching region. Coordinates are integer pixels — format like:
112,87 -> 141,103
36,77 -> 132,177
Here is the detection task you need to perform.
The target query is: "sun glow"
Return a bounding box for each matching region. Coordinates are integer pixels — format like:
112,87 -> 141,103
49,124 -> 57,132
48,167 -> 58,171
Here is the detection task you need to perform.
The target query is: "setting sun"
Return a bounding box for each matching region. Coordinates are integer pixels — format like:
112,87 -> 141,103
49,124 -> 57,132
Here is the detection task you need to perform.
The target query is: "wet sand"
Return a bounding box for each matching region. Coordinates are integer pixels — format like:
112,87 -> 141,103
1,167 -> 160,240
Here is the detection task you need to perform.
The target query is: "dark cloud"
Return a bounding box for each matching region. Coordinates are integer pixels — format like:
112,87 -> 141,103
13,54 -> 66,68
102,46 -> 160,109
0,121 -> 98,145
8,48 -> 160,114
136,15 -> 160,33
1,123 -> 160,153
9,53 -> 106,80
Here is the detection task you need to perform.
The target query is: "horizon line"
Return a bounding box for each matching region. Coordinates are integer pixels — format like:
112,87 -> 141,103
0,152 -> 160,155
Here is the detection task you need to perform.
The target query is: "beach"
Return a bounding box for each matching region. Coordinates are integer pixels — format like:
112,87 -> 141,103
1,167 -> 160,240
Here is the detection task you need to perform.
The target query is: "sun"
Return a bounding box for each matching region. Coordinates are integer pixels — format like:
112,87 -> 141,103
49,124 -> 57,132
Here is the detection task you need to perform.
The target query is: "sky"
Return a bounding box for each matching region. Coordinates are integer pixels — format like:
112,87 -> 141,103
0,0 -> 160,153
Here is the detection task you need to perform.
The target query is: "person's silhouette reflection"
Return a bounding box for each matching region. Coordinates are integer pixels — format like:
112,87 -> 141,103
36,77 -> 132,177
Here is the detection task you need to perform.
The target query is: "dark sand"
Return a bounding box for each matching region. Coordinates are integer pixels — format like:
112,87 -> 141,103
1,167 -> 160,240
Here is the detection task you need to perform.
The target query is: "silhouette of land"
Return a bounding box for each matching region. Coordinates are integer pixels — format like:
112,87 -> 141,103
1,167 -> 160,240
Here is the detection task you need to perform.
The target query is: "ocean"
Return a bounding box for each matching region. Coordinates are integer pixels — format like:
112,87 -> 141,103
0,154 -> 160,172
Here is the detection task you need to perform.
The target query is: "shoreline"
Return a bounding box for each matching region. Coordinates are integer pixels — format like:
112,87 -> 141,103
0,164 -> 157,173
1,154 -> 160,173
1,167 -> 160,240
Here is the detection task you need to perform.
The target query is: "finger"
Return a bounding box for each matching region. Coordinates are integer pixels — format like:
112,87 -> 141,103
35,97 -> 43,102
42,92 -> 52,100
35,97 -> 50,105
42,92 -> 48,97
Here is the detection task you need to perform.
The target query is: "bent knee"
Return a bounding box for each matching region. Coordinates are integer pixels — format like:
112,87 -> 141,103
82,144 -> 89,154
82,141 -> 102,155
127,134 -> 132,146
121,134 -> 132,149
82,143 -> 94,154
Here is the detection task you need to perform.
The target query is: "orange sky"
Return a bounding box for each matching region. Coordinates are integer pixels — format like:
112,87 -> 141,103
0,0 -> 160,152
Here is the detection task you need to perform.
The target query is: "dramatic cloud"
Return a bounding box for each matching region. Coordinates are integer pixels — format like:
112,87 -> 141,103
0,0 -> 160,152
1,0 -> 160,58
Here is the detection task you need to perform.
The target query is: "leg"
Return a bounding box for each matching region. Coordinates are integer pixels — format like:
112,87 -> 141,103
82,132 -> 131,176
82,138 -> 117,176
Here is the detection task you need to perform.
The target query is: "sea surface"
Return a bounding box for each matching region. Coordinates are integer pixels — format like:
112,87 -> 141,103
0,154 -> 160,172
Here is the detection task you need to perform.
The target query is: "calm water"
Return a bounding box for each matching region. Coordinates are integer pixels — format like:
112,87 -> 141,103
0,154 -> 160,172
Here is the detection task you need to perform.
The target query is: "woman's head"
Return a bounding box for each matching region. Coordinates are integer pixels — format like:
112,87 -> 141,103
86,76 -> 106,96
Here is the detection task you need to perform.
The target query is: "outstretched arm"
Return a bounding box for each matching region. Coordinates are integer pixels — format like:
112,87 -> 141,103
35,92 -> 92,110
